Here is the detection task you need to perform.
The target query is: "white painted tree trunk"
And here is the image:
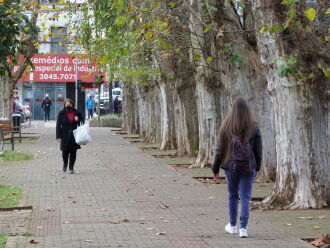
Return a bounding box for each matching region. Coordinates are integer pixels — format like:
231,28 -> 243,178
158,80 -> 176,150
173,84 -> 192,156
134,85 -> 149,138
192,77 -> 217,168
253,0 -> 330,208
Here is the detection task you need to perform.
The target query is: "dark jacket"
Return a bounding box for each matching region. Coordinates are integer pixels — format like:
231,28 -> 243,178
212,124 -> 262,174
56,109 -> 84,151
41,98 -> 52,112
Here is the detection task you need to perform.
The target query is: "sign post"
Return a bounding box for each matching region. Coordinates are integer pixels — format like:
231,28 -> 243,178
75,56 -> 78,109
95,73 -> 104,127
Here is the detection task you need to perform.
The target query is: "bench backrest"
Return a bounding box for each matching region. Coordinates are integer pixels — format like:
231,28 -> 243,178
0,120 -> 12,132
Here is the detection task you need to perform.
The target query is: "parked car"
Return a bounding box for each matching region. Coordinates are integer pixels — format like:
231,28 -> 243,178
14,102 -> 27,123
23,105 -> 32,120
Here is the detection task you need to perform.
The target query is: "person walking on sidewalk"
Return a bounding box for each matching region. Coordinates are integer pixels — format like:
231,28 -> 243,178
56,99 -> 84,174
41,94 -> 52,122
86,95 -> 96,120
212,98 -> 262,238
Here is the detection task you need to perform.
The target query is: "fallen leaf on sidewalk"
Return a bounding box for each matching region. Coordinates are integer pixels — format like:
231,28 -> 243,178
296,216 -> 327,220
310,234 -> 330,247
156,232 -> 166,236
110,220 -> 121,224
29,240 -> 39,244
110,219 -> 129,224
322,234 -> 330,244
201,235 -> 212,238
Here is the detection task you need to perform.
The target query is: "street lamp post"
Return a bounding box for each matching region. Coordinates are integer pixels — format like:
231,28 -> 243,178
75,56 -> 78,109
96,71 -> 104,127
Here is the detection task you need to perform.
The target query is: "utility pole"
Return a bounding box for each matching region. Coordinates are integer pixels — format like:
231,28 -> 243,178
96,70 -> 104,127
97,81 -> 101,127
75,56 -> 78,109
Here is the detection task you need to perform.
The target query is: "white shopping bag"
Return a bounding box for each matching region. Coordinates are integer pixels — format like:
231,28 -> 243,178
73,123 -> 92,145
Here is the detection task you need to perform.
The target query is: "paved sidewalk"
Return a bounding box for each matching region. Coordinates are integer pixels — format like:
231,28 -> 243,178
0,122 -> 311,247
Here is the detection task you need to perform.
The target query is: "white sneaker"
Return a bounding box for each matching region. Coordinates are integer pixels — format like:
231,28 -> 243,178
239,228 -> 248,238
225,223 -> 237,234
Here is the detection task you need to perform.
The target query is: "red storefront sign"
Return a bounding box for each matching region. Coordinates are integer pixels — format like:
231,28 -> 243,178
14,54 -> 104,83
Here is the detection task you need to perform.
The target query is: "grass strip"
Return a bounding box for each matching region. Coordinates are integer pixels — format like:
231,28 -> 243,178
0,185 -> 23,207
0,151 -> 33,162
0,235 -> 7,248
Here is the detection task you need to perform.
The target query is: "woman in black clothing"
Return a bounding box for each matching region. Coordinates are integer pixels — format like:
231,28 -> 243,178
56,99 -> 84,174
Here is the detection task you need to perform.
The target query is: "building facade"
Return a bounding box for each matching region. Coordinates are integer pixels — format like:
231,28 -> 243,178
15,0 -> 98,120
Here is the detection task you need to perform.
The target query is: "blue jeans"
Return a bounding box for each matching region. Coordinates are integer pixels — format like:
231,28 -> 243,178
225,169 -> 256,229
87,108 -> 93,119
44,111 -> 50,121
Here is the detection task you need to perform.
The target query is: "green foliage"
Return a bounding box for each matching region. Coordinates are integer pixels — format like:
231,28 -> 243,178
0,184 -> 22,207
281,0 -> 297,5
169,2 -> 175,8
0,235 -> 6,248
0,0 -> 38,76
224,42 -> 243,65
304,8 -> 316,22
259,25 -> 284,35
76,0 -> 166,84
272,57 -> 302,78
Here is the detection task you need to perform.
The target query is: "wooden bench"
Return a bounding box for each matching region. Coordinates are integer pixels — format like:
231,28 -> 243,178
0,120 -> 22,151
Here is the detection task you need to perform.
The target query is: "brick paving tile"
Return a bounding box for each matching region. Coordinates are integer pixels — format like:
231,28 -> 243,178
0,121 -> 312,248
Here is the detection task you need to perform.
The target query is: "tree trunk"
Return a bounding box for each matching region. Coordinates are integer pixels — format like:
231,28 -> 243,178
158,79 -> 176,150
253,0 -> 330,208
191,76 -> 218,168
135,83 -> 162,143
174,79 -> 198,156
207,0 -> 277,180
0,77 -> 14,119
122,84 -> 139,134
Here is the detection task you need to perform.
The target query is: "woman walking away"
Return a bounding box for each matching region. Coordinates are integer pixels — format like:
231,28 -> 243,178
212,98 -> 262,238
56,99 -> 84,174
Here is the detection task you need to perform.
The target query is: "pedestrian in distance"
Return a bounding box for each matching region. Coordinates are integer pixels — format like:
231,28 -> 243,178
114,96 -> 119,114
56,99 -> 84,174
86,95 -> 96,120
212,98 -> 262,238
41,94 -> 52,122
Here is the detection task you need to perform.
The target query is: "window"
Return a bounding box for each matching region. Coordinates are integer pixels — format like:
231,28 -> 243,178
51,27 -> 67,54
